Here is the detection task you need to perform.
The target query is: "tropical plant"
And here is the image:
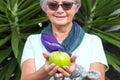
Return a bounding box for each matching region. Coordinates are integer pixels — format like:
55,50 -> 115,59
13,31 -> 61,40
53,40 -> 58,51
0,0 -> 120,80
0,0 -> 48,80
75,0 -> 120,79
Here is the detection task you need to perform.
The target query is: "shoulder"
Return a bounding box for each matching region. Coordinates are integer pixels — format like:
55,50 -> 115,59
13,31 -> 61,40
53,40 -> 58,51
80,33 -> 104,53
84,33 -> 101,41
27,34 -> 41,40
26,34 -> 42,42
83,33 -> 102,45
25,34 -> 42,46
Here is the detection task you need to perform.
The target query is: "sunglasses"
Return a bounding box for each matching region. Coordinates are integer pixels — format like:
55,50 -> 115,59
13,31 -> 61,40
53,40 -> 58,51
47,1 -> 75,11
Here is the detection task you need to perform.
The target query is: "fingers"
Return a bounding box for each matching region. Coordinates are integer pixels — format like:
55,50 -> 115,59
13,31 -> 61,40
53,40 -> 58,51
63,66 -> 72,74
56,67 -> 71,77
43,53 -> 77,78
55,55 -> 77,78
55,73 -> 63,78
48,64 -> 59,76
43,52 -> 49,60
43,52 -> 58,76
69,55 -> 77,72
71,55 -> 77,62
44,63 -> 59,76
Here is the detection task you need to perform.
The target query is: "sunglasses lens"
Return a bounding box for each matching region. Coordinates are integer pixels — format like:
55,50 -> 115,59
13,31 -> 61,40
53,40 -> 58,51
47,2 -> 74,11
48,2 -> 59,11
62,2 -> 73,10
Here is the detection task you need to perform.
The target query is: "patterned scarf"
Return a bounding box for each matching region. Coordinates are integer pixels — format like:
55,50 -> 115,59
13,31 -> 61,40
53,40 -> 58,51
41,22 -> 85,56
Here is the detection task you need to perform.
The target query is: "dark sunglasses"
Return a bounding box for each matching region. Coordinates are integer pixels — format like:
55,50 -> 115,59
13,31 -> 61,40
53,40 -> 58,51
47,1 -> 75,11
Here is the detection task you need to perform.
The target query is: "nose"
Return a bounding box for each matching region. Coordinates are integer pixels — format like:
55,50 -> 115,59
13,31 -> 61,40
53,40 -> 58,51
56,5 -> 64,12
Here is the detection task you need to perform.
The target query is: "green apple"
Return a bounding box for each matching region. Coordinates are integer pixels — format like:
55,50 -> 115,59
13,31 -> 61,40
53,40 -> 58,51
49,51 -> 71,68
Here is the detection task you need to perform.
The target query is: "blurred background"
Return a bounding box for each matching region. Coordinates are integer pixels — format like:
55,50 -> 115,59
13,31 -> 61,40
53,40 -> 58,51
0,0 -> 120,80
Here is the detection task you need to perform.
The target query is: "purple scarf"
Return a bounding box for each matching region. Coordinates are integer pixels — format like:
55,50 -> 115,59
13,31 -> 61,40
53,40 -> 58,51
41,22 -> 85,56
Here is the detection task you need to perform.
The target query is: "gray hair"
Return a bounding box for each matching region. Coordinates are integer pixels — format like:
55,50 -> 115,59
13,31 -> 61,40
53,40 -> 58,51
40,0 -> 81,11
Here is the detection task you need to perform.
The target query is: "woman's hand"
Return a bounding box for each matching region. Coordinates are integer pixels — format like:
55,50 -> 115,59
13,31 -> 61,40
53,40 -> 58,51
43,53 -> 59,76
54,55 -> 77,78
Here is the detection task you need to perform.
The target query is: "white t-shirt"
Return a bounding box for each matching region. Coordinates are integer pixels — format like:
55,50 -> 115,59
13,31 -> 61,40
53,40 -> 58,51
21,33 -> 109,79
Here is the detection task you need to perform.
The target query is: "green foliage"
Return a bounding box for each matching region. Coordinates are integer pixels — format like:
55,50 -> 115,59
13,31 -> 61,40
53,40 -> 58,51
0,0 -> 120,80
75,0 -> 120,79
0,0 -> 48,80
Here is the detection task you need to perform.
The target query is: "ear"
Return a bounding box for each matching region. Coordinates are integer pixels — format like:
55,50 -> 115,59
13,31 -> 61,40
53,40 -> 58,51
43,7 -> 47,13
43,7 -> 48,16
75,4 -> 80,13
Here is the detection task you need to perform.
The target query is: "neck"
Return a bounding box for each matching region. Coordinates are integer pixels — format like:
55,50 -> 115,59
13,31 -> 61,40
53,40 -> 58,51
52,23 -> 72,41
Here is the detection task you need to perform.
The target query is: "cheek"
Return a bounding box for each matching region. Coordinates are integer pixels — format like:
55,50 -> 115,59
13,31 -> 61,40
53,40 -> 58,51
46,13 -> 55,22
45,7 -> 53,16
46,10 -> 54,19
67,11 -> 76,20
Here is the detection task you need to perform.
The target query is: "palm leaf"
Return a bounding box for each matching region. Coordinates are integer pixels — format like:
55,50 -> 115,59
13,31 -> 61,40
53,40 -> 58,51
5,58 -> 17,80
91,28 -> 120,48
106,52 -> 120,72
0,48 -> 11,63
0,0 -> 47,80
0,35 -> 11,46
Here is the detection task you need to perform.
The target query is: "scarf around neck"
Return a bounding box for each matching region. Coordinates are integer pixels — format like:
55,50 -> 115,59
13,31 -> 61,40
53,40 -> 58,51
41,22 -> 85,56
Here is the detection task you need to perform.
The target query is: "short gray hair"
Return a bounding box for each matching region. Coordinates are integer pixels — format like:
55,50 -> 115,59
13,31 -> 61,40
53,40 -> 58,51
40,0 -> 81,11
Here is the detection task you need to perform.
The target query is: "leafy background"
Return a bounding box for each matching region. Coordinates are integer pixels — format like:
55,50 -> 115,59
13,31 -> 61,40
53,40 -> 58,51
0,0 -> 120,80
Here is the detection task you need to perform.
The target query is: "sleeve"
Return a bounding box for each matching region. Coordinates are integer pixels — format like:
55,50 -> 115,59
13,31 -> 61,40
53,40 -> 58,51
90,35 -> 109,71
21,35 -> 35,65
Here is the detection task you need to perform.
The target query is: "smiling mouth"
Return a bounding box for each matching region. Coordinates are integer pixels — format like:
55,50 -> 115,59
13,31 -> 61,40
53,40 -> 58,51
55,16 -> 66,18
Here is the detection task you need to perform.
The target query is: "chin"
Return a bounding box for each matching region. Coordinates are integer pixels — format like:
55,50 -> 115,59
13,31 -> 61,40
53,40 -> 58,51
53,21 -> 70,26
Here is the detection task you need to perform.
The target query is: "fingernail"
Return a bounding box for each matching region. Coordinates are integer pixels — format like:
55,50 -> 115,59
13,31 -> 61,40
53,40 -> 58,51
51,63 -> 55,66
63,66 -> 67,69
56,74 -> 59,77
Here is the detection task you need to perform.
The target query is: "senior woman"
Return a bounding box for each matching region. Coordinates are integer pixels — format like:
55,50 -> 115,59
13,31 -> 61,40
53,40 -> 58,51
20,0 -> 108,80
